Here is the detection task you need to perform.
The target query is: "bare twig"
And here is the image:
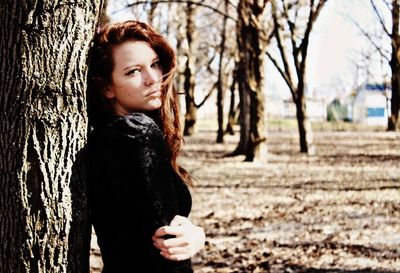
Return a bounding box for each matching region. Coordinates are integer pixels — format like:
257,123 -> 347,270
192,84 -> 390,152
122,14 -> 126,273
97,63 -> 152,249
370,0 -> 391,36
112,0 -> 237,21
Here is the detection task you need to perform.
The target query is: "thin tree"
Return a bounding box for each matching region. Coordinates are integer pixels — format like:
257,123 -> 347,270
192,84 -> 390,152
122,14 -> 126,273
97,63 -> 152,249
216,0 -> 229,143
375,0 -> 400,130
225,63 -> 239,135
183,2 -> 198,135
267,0 -> 328,153
0,1 -> 103,272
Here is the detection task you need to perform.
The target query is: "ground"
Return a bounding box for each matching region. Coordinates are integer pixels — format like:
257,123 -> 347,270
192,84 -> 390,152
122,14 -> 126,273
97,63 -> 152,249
90,124 -> 400,273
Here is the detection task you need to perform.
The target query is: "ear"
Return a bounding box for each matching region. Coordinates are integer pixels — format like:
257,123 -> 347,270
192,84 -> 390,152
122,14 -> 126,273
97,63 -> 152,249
103,86 -> 115,99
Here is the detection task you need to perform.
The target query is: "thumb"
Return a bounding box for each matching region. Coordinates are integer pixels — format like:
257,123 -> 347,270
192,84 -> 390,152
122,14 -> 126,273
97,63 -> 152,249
170,215 -> 191,227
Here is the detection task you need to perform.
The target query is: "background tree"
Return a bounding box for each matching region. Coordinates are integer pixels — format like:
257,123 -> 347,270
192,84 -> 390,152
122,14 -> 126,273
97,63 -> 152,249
372,0 -> 399,130
0,1 -> 103,272
225,63 -> 239,135
183,2 -> 198,135
100,0 -> 111,27
216,0 -> 229,143
351,0 -> 399,131
390,0 -> 400,129
232,0 -> 269,161
266,0 -> 328,154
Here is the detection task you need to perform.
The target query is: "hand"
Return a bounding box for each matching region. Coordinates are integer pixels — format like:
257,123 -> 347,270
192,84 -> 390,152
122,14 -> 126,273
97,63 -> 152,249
152,215 -> 205,261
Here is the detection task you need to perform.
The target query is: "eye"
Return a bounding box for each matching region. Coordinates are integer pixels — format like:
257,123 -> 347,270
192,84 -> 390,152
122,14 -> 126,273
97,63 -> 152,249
151,60 -> 161,69
126,68 -> 140,76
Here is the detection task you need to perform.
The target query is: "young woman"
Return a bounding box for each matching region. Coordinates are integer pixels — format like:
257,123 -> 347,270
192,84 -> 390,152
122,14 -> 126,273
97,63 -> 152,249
87,20 -> 205,273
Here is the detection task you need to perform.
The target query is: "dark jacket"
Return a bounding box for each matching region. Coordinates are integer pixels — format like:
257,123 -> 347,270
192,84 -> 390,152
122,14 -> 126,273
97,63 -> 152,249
87,113 -> 193,273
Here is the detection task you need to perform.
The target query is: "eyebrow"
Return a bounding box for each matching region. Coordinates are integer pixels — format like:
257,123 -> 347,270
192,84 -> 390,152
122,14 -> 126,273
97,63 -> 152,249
123,57 -> 160,71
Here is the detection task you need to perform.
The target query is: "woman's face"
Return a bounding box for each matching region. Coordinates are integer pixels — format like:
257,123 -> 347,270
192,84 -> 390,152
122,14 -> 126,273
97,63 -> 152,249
105,40 -> 163,115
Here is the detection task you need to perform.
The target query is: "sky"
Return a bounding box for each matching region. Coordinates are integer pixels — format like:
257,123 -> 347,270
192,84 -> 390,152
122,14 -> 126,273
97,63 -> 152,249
306,0 -> 391,99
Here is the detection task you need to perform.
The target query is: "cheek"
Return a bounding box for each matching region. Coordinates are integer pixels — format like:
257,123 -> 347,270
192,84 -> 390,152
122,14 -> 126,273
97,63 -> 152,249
156,70 -> 163,80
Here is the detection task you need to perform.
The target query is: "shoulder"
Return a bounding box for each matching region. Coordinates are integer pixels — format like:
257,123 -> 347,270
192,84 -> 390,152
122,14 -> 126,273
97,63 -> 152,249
107,112 -> 163,141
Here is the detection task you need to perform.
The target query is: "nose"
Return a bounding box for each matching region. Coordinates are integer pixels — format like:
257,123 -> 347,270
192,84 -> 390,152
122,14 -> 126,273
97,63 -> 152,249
144,67 -> 160,86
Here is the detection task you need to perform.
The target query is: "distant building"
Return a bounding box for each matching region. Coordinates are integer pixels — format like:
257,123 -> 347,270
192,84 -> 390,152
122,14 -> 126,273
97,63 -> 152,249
266,97 -> 327,121
353,83 -> 391,126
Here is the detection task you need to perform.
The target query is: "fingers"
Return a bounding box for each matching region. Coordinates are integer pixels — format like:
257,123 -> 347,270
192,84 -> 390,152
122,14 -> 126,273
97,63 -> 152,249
160,250 -> 190,261
153,236 -> 189,250
153,237 -> 193,261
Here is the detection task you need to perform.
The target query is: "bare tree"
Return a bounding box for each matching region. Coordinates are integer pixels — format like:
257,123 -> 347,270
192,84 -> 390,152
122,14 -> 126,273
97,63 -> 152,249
352,0 -> 400,130
216,0 -> 229,143
267,0 -> 328,154
0,1 -> 103,272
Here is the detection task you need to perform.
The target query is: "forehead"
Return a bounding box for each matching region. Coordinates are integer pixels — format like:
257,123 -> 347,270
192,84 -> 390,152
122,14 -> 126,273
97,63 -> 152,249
112,40 -> 158,67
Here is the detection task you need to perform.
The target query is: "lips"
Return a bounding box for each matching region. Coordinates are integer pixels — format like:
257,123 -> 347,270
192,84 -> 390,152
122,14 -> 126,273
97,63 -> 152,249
147,90 -> 162,97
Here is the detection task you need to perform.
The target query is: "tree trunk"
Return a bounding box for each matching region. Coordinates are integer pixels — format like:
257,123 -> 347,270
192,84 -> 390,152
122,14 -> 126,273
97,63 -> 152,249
232,0 -> 267,160
225,66 -> 238,135
183,3 -> 197,136
99,0 -> 110,27
233,59 -> 251,155
388,0 -> 400,131
0,1 -> 103,272
216,0 -> 229,143
295,65 -> 314,153
295,89 -> 314,154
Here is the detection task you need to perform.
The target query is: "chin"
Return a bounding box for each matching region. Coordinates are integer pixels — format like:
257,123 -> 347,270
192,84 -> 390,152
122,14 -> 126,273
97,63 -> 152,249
149,99 -> 162,110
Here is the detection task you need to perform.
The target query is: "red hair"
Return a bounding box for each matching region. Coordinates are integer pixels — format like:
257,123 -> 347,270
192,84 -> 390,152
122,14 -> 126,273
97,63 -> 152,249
88,20 -> 193,187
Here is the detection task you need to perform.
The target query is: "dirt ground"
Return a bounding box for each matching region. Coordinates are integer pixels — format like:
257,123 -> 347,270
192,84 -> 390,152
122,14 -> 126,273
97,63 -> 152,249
90,128 -> 400,273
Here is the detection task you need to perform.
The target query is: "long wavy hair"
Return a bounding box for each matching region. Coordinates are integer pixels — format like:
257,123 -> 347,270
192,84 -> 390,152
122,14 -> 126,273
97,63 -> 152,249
87,20 -> 193,187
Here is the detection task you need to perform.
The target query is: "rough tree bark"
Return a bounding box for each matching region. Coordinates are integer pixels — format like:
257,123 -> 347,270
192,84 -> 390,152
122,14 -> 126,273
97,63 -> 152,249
232,0 -> 268,161
183,2 -> 197,136
0,1 -> 103,272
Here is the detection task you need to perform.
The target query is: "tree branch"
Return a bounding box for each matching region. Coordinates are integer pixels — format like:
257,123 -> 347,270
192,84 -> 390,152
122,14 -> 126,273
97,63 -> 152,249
266,51 -> 296,98
112,0 -> 237,22
370,0 -> 391,36
195,82 -> 217,108
271,0 -> 293,90
297,0 -> 327,77
349,16 -> 391,62
281,0 -> 299,60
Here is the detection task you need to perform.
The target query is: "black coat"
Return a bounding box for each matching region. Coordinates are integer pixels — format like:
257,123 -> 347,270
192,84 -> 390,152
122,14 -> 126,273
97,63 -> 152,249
87,113 -> 193,273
